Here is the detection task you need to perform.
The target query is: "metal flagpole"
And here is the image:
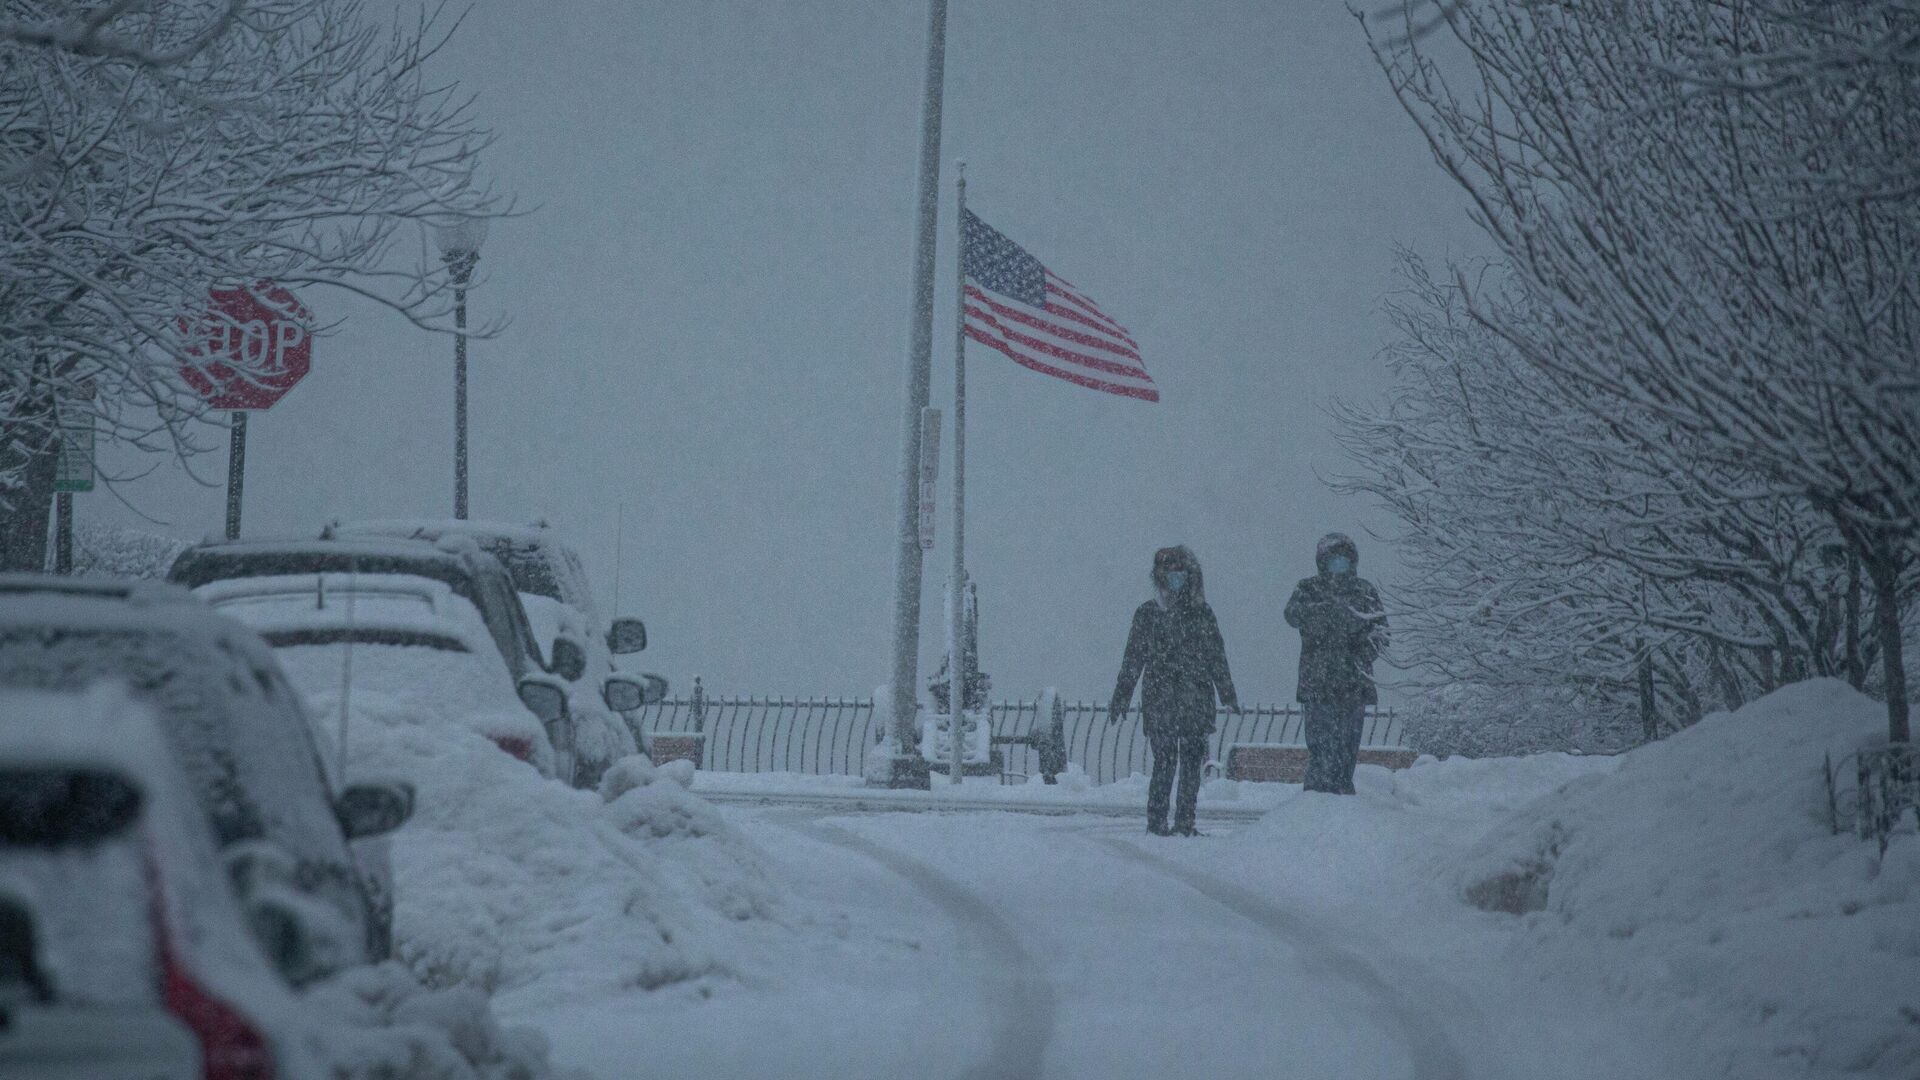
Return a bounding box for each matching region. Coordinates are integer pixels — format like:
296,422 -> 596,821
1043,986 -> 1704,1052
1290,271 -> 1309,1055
948,163 -> 968,786
881,0 -> 952,785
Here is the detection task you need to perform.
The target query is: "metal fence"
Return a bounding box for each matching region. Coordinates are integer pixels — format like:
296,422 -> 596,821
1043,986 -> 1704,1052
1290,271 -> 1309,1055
632,679 -> 1401,785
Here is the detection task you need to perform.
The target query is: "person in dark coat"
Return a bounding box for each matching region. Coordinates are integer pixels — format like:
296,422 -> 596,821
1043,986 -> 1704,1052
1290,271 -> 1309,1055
1110,546 -> 1239,835
1284,532 -> 1388,794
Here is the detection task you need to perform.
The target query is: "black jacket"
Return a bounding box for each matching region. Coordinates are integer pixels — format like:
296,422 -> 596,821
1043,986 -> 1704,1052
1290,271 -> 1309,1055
1284,535 -> 1387,705
1111,599 -> 1238,737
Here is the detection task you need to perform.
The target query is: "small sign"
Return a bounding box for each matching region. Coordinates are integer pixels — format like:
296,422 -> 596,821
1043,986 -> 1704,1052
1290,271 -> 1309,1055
918,408 -> 942,551
53,417 -> 94,493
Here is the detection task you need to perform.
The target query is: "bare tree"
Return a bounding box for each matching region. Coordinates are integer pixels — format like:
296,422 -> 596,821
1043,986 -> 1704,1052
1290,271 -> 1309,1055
0,0 -> 503,567
1361,0 -> 1920,742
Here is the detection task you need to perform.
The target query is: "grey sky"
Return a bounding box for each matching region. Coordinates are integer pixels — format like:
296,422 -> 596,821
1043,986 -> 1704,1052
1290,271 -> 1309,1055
89,0 -> 1481,705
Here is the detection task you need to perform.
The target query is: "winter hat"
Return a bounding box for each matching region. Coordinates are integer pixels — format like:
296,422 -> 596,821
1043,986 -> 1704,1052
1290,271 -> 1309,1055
1315,532 -> 1358,574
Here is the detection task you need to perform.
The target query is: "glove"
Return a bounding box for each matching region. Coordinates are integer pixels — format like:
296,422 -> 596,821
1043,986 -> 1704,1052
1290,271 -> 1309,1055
1107,697 -> 1128,723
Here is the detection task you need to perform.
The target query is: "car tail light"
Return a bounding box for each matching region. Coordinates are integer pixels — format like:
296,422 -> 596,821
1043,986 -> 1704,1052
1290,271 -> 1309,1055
490,735 -> 534,761
147,850 -> 276,1080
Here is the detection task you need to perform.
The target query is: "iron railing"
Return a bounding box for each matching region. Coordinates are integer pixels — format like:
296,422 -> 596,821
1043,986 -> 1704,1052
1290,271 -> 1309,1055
1825,744 -> 1920,855
632,679 -> 1402,785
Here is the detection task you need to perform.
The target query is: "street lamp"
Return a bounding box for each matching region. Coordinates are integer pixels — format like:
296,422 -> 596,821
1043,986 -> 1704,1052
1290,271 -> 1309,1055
433,216 -> 488,520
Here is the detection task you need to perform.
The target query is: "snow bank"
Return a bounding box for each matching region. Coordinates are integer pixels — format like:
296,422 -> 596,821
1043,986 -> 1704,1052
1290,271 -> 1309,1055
304,962 -> 585,1080
349,716 -> 777,1013
1458,680 -> 1919,1079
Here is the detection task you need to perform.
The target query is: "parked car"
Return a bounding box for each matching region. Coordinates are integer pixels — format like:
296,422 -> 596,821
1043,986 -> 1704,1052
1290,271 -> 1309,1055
193,570 -> 587,783
334,519 -> 667,777
0,577 -> 409,984
0,683 -> 324,1080
168,535 -> 611,785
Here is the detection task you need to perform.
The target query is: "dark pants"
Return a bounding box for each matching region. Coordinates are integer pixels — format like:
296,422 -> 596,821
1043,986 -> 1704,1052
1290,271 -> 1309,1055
1302,700 -> 1365,794
1147,732 -> 1208,831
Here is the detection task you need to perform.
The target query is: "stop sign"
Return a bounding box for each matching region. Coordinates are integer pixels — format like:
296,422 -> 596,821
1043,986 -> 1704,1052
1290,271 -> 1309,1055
179,283 -> 312,410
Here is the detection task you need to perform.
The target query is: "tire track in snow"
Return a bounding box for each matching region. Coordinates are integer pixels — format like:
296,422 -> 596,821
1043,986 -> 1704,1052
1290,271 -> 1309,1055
777,818 -> 1057,1080
1100,836 -> 1470,1080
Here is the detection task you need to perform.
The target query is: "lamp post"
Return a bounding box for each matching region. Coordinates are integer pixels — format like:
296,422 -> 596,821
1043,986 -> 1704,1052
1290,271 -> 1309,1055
433,217 -> 488,520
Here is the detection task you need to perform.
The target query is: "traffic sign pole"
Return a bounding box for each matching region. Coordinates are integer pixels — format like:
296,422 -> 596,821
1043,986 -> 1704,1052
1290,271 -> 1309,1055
54,493 -> 72,573
225,411 -> 247,541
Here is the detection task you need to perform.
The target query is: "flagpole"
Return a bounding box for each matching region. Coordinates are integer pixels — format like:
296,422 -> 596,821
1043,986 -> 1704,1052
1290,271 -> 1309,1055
948,162 -> 968,787
881,0 -> 951,786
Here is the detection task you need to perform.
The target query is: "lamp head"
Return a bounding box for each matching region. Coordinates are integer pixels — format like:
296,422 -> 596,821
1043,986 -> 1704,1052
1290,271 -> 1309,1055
432,216 -> 490,258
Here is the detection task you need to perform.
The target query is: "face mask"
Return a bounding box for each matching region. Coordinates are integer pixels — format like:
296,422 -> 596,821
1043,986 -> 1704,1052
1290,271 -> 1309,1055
1327,556 -> 1352,575
1165,571 -> 1189,592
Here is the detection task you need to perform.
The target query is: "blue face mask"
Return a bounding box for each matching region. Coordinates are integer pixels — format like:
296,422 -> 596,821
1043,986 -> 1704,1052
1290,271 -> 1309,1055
1164,571 -> 1189,592
1327,556 -> 1352,576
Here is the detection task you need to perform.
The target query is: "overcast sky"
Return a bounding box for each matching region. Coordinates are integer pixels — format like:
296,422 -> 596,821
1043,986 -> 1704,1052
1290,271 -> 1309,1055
89,0 -> 1482,706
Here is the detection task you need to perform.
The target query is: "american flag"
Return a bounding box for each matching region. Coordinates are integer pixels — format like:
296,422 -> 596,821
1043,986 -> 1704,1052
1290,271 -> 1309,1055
961,210 -> 1158,402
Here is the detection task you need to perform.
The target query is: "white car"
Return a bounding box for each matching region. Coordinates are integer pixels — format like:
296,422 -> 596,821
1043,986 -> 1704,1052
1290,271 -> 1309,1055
0,684 -> 323,1080
0,579 -> 409,982
193,571 -> 573,778
336,519 -> 667,777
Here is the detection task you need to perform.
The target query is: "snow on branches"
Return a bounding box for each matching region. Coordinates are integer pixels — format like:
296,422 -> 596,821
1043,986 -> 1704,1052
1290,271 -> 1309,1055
0,0 -> 504,564
1352,1 -> 1920,743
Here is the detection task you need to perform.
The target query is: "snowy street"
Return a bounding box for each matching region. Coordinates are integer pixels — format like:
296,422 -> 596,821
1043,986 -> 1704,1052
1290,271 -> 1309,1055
515,781 -> 1684,1080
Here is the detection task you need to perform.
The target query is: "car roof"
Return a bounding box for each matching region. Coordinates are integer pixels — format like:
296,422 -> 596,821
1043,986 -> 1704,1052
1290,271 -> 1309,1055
194,572 -> 489,650
0,572 -> 195,606
0,683 -> 175,783
338,517 -> 559,548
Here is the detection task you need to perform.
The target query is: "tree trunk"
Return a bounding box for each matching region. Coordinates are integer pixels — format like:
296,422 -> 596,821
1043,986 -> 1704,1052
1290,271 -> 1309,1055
1845,550 -> 1866,690
0,420 -> 57,573
1638,645 -> 1660,743
1863,541 -> 1910,744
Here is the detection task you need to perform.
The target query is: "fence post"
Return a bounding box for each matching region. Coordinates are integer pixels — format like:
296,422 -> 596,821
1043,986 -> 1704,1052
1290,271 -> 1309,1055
690,676 -> 707,734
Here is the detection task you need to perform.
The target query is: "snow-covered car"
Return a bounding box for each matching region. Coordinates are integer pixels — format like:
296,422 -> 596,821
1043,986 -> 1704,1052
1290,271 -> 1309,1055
335,519 -> 667,780
0,684 -> 324,1080
0,577 -> 409,984
169,535 -> 607,785
195,570 -> 572,778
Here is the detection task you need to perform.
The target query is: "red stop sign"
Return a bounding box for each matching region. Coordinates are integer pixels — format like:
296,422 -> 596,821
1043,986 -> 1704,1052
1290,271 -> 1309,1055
179,283 -> 312,410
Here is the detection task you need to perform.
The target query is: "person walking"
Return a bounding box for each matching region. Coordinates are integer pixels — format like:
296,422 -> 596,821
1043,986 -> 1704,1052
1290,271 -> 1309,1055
1110,546 -> 1239,835
1284,532 -> 1388,794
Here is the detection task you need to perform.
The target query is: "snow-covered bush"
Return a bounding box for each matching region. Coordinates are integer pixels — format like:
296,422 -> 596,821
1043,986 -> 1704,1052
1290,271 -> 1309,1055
68,523 -> 192,580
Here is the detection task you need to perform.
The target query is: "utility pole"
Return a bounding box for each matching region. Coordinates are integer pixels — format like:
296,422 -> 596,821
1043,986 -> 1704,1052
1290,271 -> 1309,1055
878,0 -> 952,787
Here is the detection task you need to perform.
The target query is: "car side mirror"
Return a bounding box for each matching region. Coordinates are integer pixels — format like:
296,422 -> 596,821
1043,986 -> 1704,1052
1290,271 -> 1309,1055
517,676 -> 567,723
335,781 -> 414,840
548,636 -> 587,682
607,617 -> 648,655
603,672 -> 668,712
243,889 -> 324,986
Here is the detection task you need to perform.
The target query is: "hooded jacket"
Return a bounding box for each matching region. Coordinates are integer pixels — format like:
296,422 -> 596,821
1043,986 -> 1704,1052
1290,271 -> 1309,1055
1111,547 -> 1238,737
1283,533 -> 1387,705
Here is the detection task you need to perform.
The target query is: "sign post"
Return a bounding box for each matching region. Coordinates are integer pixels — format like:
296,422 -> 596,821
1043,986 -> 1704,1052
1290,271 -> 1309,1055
52,382 -> 95,574
179,283 -> 312,541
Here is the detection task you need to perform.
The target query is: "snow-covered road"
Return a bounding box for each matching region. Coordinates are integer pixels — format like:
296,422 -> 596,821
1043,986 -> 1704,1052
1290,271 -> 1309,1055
523,806 -> 1508,1080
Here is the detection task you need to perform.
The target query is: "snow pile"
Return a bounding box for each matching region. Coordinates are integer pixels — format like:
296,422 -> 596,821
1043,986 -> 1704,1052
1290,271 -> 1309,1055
1458,680 -> 1919,1078
347,715 -> 776,1013
304,962 -> 585,1080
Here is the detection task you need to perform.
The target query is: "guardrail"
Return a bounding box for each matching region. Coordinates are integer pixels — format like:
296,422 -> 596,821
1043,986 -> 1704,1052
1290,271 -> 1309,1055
631,680 -> 1401,786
